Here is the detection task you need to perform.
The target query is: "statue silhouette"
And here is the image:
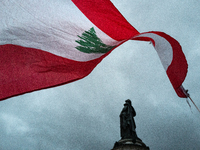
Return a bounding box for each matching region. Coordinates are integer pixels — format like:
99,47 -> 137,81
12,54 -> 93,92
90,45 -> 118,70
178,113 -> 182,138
120,99 -> 137,143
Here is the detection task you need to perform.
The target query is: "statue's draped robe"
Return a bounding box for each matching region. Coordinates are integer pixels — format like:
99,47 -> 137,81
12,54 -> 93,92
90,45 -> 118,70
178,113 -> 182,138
120,103 -> 137,141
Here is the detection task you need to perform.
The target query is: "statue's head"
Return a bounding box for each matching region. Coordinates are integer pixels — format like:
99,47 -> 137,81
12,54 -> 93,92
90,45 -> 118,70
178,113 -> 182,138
125,99 -> 132,106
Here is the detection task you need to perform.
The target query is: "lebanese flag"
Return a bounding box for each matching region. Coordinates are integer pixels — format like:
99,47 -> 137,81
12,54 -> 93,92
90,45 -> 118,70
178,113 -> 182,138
0,0 -> 188,100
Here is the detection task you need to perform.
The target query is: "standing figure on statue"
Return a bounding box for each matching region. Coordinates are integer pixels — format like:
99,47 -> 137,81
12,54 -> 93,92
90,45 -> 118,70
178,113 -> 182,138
120,99 -> 137,143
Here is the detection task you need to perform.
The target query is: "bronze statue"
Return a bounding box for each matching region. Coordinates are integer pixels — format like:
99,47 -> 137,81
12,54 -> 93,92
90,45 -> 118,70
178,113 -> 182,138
112,99 -> 149,149
120,99 -> 137,143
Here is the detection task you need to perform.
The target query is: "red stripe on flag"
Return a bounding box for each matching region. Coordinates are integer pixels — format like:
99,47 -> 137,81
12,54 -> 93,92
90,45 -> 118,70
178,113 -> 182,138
150,32 -> 188,97
133,31 -> 188,97
160,33 -> 188,98
72,0 -> 139,41
0,44 -> 108,100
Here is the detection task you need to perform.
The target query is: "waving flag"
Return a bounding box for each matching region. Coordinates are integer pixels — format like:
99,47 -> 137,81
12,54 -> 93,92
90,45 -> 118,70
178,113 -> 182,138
0,0 -> 188,100
132,32 -> 188,98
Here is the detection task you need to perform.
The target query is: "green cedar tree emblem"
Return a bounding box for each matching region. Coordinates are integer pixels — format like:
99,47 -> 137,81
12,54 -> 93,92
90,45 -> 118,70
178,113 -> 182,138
75,27 -> 115,53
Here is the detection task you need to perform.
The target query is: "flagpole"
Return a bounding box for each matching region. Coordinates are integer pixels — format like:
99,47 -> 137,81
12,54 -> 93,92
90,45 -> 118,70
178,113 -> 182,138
188,96 -> 200,113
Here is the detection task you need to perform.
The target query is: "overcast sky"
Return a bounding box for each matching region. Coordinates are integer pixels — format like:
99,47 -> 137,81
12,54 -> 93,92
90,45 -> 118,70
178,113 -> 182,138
1,0 -> 200,150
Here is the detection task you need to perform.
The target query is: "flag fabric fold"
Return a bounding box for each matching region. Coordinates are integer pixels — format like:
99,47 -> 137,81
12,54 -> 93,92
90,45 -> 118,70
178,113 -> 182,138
0,0 -> 188,100
132,32 -> 188,97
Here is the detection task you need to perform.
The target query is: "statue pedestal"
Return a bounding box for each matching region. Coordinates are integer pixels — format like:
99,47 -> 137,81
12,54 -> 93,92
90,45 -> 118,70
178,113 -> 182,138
111,139 -> 149,150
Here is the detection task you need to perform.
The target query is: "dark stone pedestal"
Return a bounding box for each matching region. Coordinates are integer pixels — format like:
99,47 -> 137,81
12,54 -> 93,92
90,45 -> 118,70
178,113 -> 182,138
112,139 -> 149,150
